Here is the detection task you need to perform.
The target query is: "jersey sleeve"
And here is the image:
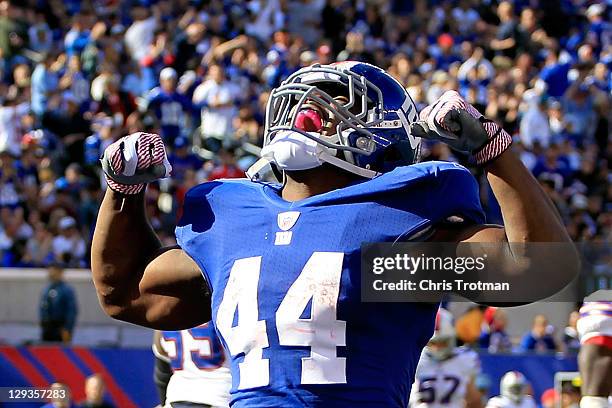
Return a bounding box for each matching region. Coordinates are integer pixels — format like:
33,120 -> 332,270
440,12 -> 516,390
387,162 -> 485,225
428,163 -> 485,225
175,182 -> 223,288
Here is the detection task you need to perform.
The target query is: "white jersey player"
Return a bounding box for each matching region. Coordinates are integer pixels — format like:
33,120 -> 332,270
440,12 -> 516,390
577,301 -> 612,348
410,308 -> 482,408
153,322 -> 231,408
486,371 -> 537,408
577,299 -> 612,408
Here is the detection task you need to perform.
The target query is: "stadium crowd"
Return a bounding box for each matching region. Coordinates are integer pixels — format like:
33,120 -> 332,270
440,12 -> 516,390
0,0 -> 609,271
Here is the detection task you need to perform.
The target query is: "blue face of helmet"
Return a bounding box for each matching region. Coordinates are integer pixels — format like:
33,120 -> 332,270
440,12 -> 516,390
264,61 -> 421,178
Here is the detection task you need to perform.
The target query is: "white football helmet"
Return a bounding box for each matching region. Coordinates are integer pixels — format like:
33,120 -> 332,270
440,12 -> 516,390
500,371 -> 528,404
426,308 -> 456,360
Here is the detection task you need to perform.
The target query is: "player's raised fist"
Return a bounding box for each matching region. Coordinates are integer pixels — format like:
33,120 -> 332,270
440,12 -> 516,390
101,132 -> 172,195
410,90 -> 512,165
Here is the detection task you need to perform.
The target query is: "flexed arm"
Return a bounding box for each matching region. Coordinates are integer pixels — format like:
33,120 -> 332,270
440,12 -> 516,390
91,132 -> 211,330
413,91 -> 579,302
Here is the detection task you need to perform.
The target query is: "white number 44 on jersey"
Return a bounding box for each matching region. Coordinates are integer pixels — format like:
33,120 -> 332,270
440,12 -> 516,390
216,252 -> 347,389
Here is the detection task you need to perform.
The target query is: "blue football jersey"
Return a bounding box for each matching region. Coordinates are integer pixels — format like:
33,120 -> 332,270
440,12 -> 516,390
147,88 -> 193,141
175,161 -> 485,408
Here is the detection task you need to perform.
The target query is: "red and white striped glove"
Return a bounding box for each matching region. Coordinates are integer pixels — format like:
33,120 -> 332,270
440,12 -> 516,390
410,90 -> 513,165
101,132 -> 171,195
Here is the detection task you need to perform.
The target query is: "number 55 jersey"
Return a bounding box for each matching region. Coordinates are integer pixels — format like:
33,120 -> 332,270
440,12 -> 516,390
158,323 -> 231,407
175,161 -> 485,408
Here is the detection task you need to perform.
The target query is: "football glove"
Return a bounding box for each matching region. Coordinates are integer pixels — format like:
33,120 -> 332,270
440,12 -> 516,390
410,90 -> 512,165
101,132 -> 171,195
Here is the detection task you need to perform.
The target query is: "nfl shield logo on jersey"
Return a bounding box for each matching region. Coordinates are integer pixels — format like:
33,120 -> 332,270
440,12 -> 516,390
275,211 -> 300,245
277,211 -> 300,231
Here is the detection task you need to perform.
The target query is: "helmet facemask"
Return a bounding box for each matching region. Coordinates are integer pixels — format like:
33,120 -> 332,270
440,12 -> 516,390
247,63 -> 420,182
263,64 -> 393,178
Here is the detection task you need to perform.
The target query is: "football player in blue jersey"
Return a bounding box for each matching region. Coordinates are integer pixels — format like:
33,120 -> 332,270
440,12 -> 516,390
145,67 -> 194,145
92,62 -> 577,407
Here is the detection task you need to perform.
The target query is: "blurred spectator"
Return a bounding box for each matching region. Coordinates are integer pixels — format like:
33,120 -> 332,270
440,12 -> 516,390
58,56 -> 90,111
145,67 -> 193,145
39,264 -> 78,343
490,2 -> 528,58
64,11 -> 92,58
124,5 -> 158,63
41,382 -> 75,408
0,0 -> 28,62
519,314 -> 557,352
479,307 -> 512,353
41,93 -> 91,166
560,382 -> 581,408
207,147 -> 244,181
22,222 -> 53,266
541,388 -> 558,408
562,310 -> 581,354
168,137 -> 203,183
432,34 -> 461,71
30,52 -> 59,117
456,305 -> 486,346
173,23 -> 207,76
193,64 -> 240,152
538,51 -> 571,99
52,216 -> 86,267
287,0 -> 325,47
0,94 -> 29,156
80,374 -> 115,408
0,150 -> 20,208
519,90 -> 551,148
28,11 -> 53,54
97,76 -> 136,128
452,0 -> 481,37
245,0 -> 285,43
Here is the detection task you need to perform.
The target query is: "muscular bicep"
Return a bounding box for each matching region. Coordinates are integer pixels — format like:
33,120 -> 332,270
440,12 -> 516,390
141,248 -> 207,297
431,223 -> 506,243
125,248 -> 212,330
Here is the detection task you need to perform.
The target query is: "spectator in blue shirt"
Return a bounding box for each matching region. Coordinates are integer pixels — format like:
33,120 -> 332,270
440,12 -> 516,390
479,307 -> 512,353
519,314 -> 557,352
64,12 -> 92,57
538,51 -> 571,98
433,34 -> 461,71
167,137 -> 203,183
39,264 -> 78,343
145,67 -> 193,145
30,52 -> 59,117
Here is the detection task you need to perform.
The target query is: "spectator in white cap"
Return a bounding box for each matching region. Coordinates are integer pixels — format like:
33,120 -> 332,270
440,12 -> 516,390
585,3 -> 608,53
52,216 -> 86,267
144,66 -> 193,145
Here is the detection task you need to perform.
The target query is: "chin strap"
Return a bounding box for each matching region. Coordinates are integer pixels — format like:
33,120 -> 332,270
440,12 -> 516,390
319,153 -> 380,179
245,157 -> 275,181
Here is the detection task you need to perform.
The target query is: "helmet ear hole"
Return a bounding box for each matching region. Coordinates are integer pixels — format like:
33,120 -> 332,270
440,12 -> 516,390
379,141 -> 418,170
